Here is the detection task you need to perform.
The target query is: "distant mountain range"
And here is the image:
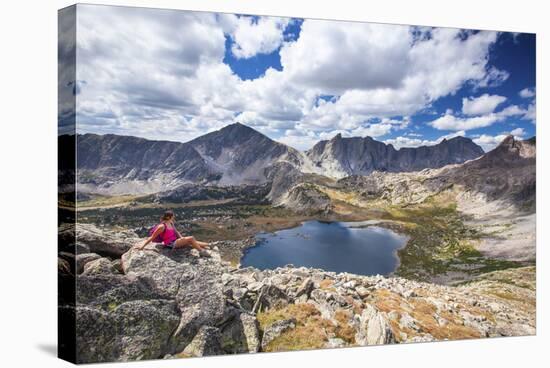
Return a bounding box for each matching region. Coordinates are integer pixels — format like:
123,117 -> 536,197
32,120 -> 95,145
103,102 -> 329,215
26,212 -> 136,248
73,123 -> 486,195
307,133 -> 484,178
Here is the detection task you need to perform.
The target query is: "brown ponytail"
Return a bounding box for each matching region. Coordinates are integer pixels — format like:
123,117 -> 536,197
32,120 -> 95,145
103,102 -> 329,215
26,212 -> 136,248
160,210 -> 174,222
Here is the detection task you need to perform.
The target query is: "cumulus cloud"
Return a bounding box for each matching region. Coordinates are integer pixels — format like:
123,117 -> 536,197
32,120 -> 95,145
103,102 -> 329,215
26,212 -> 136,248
429,113 -> 500,131
222,15 -> 290,59
519,87 -> 536,98
474,66 -> 510,89
279,20 -> 411,93
462,94 -> 506,116
72,5 -> 513,150
384,130 -> 466,149
75,5 -> 244,141
275,117 -> 408,151
524,103 -> 536,123
277,26 -> 501,135
510,127 -> 525,136
473,128 -> 526,152
430,102 -> 531,132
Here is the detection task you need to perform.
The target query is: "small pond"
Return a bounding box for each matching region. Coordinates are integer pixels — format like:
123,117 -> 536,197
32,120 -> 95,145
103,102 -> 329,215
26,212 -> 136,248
240,220 -> 408,276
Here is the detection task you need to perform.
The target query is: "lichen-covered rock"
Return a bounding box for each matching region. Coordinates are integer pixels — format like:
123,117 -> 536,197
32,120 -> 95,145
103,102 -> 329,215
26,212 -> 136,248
220,311 -> 261,353
121,246 -> 227,352
76,223 -> 139,258
75,299 -> 180,363
111,258 -> 123,273
82,257 -> 115,276
76,273 -> 166,310
75,253 -> 102,274
295,277 -> 314,300
182,326 -> 224,357
261,318 -> 296,350
355,304 -> 395,345
325,337 -> 346,349
279,183 -> 332,214
252,284 -> 289,313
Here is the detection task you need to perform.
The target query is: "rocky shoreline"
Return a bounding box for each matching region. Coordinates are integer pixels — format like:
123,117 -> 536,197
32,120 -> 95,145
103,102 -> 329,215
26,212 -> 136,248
58,224 -> 535,363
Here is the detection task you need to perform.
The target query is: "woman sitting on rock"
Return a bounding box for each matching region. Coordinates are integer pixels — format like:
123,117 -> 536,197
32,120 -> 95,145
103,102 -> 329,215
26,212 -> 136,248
135,210 -> 210,252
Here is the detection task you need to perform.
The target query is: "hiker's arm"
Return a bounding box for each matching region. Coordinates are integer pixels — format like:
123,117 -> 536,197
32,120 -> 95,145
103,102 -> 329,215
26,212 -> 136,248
136,225 -> 164,250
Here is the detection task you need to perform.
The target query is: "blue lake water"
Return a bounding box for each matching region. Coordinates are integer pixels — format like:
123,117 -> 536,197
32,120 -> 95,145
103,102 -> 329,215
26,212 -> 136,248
240,221 -> 408,276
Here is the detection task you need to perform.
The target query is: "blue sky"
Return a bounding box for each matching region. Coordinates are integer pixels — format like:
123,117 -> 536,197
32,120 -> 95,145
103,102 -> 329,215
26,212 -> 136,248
68,5 -> 536,152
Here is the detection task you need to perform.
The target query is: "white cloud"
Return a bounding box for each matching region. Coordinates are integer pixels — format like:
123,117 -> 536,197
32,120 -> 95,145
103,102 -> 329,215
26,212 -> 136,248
429,113 -> 500,131
280,20 -> 411,93
276,129 -> 323,151
384,130 -> 466,149
510,127 -> 525,136
384,136 -> 425,149
222,15 -> 290,59
430,102 -> 531,132
277,26 -> 501,134
474,66 -> 510,88
462,94 -> 506,116
473,128 -> 526,152
519,87 -> 536,98
350,123 -> 393,138
524,103 -> 536,123
72,5 -> 512,151
75,6 -> 246,141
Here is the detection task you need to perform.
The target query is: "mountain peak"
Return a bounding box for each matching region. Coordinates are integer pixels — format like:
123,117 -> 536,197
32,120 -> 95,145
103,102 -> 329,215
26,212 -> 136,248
499,134 -> 516,147
442,136 -> 470,144
193,122 -> 270,145
219,122 -> 257,134
472,134 -> 535,165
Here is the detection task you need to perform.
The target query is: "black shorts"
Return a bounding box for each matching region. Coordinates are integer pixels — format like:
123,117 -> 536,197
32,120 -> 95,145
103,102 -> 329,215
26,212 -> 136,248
164,240 -> 176,248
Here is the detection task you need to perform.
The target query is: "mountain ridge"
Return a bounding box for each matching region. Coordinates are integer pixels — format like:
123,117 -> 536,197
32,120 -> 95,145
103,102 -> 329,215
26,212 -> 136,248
306,133 -> 484,178
72,123 -> 486,195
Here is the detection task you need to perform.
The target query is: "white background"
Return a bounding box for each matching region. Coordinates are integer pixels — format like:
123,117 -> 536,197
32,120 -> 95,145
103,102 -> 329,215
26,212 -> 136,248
0,0 -> 546,367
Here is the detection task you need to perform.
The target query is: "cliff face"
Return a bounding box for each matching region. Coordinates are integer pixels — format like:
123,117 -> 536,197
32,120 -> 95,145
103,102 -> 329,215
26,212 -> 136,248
59,224 -> 535,363
306,135 -> 484,178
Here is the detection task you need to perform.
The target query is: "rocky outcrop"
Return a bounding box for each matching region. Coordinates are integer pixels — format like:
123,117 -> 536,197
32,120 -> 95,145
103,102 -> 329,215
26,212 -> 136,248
74,267 -> 182,362
75,253 -> 101,274
182,326 -> 224,357
72,223 -> 140,258
219,310 -> 261,353
261,319 -> 296,350
355,304 -> 395,345
82,257 -> 117,276
278,183 -> 332,214
121,246 -> 227,353
66,228 -> 536,363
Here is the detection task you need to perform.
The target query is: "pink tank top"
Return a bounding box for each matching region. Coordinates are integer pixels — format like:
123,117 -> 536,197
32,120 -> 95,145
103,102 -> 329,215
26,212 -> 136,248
161,223 -> 178,245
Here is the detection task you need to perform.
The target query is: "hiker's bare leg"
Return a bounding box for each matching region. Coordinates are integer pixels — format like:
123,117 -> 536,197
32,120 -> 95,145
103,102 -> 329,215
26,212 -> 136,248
173,237 -> 194,249
185,236 -> 209,250
174,237 -> 206,251
195,239 -> 210,249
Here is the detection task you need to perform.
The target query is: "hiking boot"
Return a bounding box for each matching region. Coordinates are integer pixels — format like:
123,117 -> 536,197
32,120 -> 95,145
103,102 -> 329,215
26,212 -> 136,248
198,249 -> 212,258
